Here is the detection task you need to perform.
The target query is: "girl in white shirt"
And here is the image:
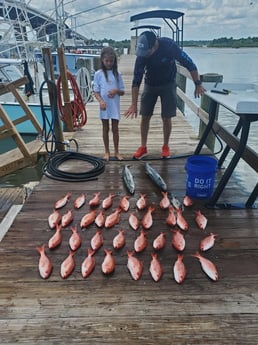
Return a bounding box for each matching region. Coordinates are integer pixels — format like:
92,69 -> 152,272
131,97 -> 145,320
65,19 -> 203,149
93,47 -> 125,161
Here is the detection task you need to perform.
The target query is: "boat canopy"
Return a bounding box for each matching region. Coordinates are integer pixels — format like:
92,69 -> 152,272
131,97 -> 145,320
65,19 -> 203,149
130,10 -> 184,47
131,25 -> 161,38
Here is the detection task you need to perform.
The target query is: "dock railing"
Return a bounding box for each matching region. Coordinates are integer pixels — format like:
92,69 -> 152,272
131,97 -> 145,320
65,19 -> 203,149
176,63 -> 258,177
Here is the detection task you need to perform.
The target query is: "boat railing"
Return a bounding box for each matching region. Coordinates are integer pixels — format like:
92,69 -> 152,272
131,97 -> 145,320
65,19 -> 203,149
176,63 -> 258,176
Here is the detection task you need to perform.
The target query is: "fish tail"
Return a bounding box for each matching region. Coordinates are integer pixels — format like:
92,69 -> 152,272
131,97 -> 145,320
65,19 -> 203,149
191,251 -> 201,259
88,248 -> 96,256
36,244 -> 45,254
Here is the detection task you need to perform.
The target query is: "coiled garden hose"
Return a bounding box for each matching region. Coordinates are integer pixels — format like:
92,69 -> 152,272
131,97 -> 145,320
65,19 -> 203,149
42,151 -> 105,182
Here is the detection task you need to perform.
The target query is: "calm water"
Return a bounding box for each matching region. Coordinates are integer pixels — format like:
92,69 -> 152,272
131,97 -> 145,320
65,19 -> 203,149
183,47 -> 258,194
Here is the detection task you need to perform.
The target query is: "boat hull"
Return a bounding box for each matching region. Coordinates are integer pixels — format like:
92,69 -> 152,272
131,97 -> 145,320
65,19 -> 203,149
1,102 -> 52,134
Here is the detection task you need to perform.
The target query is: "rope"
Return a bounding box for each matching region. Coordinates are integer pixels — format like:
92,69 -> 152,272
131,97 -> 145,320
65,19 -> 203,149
42,151 -> 105,182
57,71 -> 87,128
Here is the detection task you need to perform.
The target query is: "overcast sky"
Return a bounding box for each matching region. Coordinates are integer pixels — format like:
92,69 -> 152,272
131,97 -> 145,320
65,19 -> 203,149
33,0 -> 257,41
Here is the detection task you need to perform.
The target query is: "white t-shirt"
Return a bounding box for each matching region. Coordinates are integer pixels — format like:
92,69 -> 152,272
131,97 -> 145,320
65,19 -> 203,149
93,69 -> 124,120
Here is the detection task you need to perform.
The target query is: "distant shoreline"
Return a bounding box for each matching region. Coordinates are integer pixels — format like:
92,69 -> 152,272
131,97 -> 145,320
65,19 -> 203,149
184,37 -> 258,48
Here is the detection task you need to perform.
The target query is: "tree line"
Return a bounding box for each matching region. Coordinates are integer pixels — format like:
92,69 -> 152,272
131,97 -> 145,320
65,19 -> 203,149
184,37 -> 258,48
88,36 -> 258,52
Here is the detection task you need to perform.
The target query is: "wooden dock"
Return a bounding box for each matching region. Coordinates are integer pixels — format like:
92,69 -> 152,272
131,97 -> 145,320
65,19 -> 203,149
0,55 -> 258,344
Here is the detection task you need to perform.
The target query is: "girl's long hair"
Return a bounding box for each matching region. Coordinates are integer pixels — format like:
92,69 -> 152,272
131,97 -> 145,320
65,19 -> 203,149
100,46 -> 119,82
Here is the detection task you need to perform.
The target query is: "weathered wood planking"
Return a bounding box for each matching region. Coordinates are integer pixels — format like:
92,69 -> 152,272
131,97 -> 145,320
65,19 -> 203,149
77,53 -> 203,159
0,187 -> 23,221
0,158 -> 258,344
0,54 -> 258,344
0,139 -> 44,177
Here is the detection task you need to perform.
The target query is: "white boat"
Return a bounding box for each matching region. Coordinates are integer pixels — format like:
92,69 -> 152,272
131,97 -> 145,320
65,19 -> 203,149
0,0 -> 98,136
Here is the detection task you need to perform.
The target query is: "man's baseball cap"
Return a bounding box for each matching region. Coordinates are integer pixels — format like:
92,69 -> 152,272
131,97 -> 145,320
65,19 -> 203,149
136,31 -> 157,57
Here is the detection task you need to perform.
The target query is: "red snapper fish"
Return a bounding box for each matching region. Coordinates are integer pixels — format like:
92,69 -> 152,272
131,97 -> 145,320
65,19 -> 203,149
166,205 -> 177,227
81,248 -> 96,278
136,193 -> 147,210
54,192 -> 71,209
102,193 -> 116,210
192,251 -> 219,281
74,193 -> 86,209
159,191 -> 170,209
80,210 -> 97,229
36,244 -> 53,279
142,206 -> 155,229
173,254 -> 187,284
129,212 -> 140,230
91,230 -> 103,251
153,232 -> 166,250
69,225 -> 82,251
60,250 -> 76,279
48,209 -> 62,229
105,208 -> 121,228
176,208 -> 189,231
149,252 -> 163,282
200,233 -> 218,251
195,210 -> 208,230
95,210 -> 105,227
101,249 -> 115,274
127,250 -> 143,281
134,229 -> 147,253
119,195 -> 130,212
183,195 -> 193,207
113,229 -> 126,249
89,192 -> 101,207
61,209 -> 74,228
48,224 -> 62,249
171,229 -> 185,252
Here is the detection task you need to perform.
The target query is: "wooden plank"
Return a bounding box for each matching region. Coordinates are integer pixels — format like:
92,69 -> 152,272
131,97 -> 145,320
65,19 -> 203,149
0,187 -> 23,221
0,159 -> 257,344
0,204 -> 23,242
8,84 -> 42,134
0,139 -> 44,177
0,55 -> 258,345
0,104 -> 32,157
0,76 -> 28,96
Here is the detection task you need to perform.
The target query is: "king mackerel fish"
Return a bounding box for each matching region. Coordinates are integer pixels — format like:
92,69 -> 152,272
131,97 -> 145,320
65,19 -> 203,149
145,163 -> 167,192
122,165 -> 135,194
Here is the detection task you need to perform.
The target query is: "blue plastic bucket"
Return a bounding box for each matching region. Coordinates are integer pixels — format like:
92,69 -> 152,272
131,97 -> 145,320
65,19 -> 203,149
185,155 -> 217,199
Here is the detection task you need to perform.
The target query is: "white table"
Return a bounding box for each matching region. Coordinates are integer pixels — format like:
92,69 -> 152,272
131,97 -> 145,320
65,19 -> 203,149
195,82 -> 258,209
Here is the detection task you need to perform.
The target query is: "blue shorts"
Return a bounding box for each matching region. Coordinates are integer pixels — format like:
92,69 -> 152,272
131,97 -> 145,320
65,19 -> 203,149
140,81 -> 177,118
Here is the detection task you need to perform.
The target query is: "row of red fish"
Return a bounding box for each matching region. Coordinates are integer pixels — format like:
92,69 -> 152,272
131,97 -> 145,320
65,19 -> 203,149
38,191 -> 219,283
37,221 -> 218,282
37,243 -> 160,281
47,221 -> 217,253
37,242 -> 218,283
37,244 -> 114,279
49,195 -> 208,233
53,191 -> 192,220
54,191 -> 125,211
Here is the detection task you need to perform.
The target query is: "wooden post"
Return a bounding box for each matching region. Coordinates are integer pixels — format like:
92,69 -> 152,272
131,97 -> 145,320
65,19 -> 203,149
199,73 -> 223,151
42,47 -> 56,82
57,47 -> 74,132
42,48 -> 65,151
